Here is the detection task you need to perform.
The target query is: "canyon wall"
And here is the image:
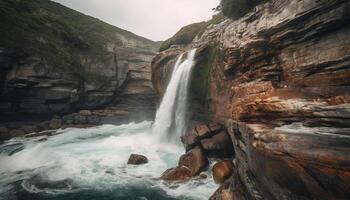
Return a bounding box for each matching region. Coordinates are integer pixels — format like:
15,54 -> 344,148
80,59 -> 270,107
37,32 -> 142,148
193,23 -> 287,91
152,0 -> 350,199
0,0 -> 159,120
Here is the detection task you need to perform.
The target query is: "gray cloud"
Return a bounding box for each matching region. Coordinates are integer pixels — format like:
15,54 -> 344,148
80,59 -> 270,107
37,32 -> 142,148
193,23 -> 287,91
53,0 -> 219,41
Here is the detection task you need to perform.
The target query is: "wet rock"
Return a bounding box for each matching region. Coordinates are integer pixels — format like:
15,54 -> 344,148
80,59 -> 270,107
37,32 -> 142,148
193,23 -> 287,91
181,122 -> 226,151
49,118 -> 62,129
37,121 -> 50,131
127,154 -> 148,165
20,125 -> 38,134
212,160 -> 234,184
179,147 -> 208,176
62,114 -> 75,124
25,174 -> 73,190
9,129 -> 26,137
0,127 -> 10,140
160,166 -> 192,182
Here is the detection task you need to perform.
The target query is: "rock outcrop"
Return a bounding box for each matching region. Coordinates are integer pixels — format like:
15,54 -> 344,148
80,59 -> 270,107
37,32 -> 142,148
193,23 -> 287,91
127,154 -> 149,165
0,0 -> 159,120
152,0 -> 350,199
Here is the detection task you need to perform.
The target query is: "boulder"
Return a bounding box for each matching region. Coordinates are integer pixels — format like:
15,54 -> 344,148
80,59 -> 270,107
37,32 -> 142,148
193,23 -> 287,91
160,166 -> 192,182
200,131 -> 234,158
181,129 -> 199,150
127,154 -> 148,165
49,118 -> 62,129
196,124 -> 211,137
181,122 -> 226,151
212,160 -> 234,184
179,147 -> 208,176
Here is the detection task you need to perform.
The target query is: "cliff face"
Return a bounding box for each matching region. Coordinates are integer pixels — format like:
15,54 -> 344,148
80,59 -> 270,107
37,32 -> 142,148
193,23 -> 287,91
152,0 -> 350,199
0,0 -> 159,118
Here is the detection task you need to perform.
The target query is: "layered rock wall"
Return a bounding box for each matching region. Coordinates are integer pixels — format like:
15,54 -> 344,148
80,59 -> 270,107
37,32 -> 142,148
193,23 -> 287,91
152,0 -> 350,199
0,0 -> 159,120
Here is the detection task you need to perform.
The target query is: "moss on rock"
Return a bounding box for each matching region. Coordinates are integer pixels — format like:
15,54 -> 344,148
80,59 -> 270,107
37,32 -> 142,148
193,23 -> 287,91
190,45 -> 217,102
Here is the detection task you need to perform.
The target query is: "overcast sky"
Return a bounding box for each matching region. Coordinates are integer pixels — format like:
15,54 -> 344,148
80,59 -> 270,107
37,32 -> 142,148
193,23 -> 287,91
53,0 -> 219,41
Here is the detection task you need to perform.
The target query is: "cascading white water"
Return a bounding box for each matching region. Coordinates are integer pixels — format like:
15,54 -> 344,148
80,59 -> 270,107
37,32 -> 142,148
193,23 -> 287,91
152,49 -> 197,142
0,48 -> 217,200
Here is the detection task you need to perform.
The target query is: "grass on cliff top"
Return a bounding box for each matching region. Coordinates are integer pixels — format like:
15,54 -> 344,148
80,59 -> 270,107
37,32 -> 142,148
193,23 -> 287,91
0,0 -> 156,83
159,13 -> 225,52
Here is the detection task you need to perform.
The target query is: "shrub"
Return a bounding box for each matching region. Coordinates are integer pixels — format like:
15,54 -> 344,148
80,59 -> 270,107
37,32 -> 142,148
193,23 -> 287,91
159,22 -> 207,52
220,0 -> 269,18
159,13 -> 225,52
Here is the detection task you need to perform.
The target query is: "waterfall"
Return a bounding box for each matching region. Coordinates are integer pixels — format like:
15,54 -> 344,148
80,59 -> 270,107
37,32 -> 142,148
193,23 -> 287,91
152,49 -> 197,142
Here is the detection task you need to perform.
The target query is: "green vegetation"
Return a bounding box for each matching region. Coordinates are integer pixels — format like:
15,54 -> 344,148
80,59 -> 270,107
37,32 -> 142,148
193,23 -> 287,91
190,45 -> 217,101
220,0 -> 269,18
159,13 -> 225,52
0,0 -> 155,83
159,0 -> 270,52
159,22 -> 207,52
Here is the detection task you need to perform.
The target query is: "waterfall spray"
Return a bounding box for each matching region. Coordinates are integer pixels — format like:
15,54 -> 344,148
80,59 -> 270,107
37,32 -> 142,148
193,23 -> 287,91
152,49 -> 197,142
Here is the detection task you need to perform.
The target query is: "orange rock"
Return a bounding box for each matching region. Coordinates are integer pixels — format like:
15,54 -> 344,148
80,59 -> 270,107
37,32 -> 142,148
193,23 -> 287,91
160,166 -> 192,182
212,160 -> 234,184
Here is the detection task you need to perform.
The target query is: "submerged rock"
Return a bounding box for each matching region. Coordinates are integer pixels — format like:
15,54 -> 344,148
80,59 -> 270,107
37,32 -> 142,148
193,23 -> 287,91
212,160 -> 234,184
24,174 -> 74,191
127,154 -> 148,165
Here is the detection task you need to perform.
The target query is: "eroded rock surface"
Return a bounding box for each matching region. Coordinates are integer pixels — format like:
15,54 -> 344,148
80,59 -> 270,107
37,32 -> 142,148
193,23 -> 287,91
152,0 -> 350,199
0,0 -> 159,120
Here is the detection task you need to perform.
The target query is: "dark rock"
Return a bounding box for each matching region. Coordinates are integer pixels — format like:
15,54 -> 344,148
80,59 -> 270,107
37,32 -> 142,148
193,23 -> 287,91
179,147 -> 208,176
127,154 -> 148,165
9,129 -> 26,137
160,166 -> 192,182
62,114 -> 75,124
74,115 -> 87,124
37,121 -> 50,131
20,125 -> 38,134
0,127 -> 10,140
25,174 -> 73,190
200,131 -> 234,158
86,115 -> 101,124
212,160 -> 234,184
181,122 -> 226,151
49,118 -> 62,130
0,0 -> 159,118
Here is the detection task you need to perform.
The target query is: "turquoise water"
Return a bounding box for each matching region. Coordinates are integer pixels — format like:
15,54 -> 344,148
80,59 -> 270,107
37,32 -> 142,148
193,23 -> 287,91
0,122 -> 216,200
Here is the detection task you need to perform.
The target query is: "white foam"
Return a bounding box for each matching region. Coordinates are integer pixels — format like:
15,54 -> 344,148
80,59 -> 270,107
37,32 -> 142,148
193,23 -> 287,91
0,121 -> 217,199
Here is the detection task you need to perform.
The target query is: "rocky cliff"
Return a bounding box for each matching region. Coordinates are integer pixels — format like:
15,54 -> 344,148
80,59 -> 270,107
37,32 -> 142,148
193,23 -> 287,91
0,0 -> 159,120
152,0 -> 350,199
